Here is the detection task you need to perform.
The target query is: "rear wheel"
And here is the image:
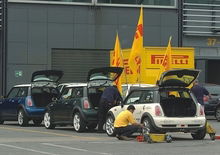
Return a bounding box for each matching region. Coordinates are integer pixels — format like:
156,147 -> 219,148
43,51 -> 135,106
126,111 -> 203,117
215,106 -> 220,121
33,119 -> 42,126
106,115 -> 116,137
18,109 -> 29,127
44,112 -> 55,129
142,117 -> 157,133
73,112 -> 86,132
191,128 -> 206,140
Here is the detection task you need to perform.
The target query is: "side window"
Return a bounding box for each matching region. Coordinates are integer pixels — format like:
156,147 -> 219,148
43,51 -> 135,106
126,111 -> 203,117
17,87 -> 28,97
7,88 -> 20,98
61,88 -> 72,99
72,87 -> 83,98
125,91 -> 142,105
140,90 -> 154,103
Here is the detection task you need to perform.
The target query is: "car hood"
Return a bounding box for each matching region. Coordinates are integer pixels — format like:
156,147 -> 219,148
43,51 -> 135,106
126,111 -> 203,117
31,70 -> 63,83
158,69 -> 200,87
87,67 -> 123,82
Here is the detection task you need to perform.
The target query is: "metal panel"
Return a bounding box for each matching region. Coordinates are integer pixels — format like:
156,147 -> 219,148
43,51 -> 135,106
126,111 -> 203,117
51,49 -> 110,83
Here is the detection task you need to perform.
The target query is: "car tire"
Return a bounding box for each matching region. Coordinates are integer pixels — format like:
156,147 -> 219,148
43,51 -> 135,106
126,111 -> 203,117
33,119 -> 42,126
87,123 -> 97,131
106,115 -> 116,137
18,109 -> 29,127
191,128 -> 206,140
215,106 -> 220,122
44,111 -> 55,129
142,117 -> 157,133
73,112 -> 86,132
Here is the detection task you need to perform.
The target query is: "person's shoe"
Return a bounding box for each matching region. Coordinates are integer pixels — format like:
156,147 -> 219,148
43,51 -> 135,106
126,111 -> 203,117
117,135 -> 133,141
97,130 -> 105,133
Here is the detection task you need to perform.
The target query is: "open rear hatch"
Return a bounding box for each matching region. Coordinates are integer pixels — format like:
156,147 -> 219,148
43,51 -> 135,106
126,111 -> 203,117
87,67 -> 123,108
158,69 -> 200,87
158,69 -> 200,117
31,70 -> 63,107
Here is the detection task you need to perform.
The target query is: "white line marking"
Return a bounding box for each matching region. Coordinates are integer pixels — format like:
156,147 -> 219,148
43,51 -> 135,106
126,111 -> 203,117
0,143 -> 59,155
42,143 -> 111,155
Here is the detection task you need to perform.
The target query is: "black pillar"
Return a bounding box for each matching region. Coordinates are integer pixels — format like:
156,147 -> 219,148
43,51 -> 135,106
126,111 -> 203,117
0,0 -> 7,96
178,0 -> 183,47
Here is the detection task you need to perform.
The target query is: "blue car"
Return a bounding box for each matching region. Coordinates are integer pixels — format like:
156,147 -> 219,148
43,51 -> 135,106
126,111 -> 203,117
0,70 -> 63,126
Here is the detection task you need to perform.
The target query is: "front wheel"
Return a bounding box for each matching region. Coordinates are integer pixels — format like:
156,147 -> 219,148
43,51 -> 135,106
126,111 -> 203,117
191,128 -> 206,140
73,112 -> 86,132
215,106 -> 220,121
106,115 -> 116,137
18,109 -> 29,126
44,112 -> 55,129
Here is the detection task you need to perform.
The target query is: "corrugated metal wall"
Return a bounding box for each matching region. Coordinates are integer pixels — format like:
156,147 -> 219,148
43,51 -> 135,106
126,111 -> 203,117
51,49 -> 110,83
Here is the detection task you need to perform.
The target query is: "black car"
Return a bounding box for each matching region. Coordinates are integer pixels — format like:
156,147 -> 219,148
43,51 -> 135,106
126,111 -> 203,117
43,67 -> 123,132
202,83 -> 220,121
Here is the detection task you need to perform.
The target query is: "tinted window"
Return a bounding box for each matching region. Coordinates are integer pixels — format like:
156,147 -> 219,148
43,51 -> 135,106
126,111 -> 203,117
7,87 -> 20,98
17,87 -> 28,97
140,90 -> 154,103
125,91 -> 142,105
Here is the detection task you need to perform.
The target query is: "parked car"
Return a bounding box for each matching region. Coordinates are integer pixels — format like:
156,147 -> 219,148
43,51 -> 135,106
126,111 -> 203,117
43,67 -> 123,132
201,83 -> 220,121
106,69 -> 207,140
0,70 -> 63,126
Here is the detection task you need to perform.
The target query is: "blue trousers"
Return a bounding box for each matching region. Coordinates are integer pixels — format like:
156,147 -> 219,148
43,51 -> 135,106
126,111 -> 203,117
115,125 -> 140,137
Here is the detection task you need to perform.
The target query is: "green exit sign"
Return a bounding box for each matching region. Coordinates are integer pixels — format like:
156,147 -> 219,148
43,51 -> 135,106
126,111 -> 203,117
15,71 -> 23,77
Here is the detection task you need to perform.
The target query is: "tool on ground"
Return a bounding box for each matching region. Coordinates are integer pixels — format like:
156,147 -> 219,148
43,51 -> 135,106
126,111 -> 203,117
136,127 -> 172,143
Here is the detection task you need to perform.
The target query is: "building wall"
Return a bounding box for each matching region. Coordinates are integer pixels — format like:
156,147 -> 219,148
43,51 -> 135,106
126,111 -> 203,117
7,3 -> 178,92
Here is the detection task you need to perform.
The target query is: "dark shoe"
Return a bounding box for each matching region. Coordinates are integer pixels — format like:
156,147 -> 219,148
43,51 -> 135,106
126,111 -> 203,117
118,135 -> 133,141
97,130 -> 105,133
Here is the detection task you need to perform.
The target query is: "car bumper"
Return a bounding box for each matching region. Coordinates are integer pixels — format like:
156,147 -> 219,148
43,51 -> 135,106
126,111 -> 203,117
81,109 -> 98,123
25,107 -> 46,119
152,116 -> 206,132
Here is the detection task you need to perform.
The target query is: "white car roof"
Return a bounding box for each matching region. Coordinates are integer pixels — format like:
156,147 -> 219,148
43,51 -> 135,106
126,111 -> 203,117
14,84 -> 31,87
60,83 -> 87,87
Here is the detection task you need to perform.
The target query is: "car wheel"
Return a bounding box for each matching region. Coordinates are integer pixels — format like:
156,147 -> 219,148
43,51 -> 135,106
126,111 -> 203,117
44,112 -> 55,129
33,119 -> 42,126
142,117 -> 157,133
215,106 -> 220,122
191,128 -> 206,140
106,115 -> 116,137
87,123 -> 97,131
73,112 -> 86,132
18,109 -> 29,127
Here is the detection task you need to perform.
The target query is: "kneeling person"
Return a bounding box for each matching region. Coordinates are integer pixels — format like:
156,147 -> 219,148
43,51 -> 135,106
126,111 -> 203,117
114,105 -> 144,140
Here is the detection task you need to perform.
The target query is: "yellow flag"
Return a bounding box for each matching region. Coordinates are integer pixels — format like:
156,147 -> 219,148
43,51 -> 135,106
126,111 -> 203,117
128,7 -> 144,76
111,33 -> 123,94
161,36 -> 172,73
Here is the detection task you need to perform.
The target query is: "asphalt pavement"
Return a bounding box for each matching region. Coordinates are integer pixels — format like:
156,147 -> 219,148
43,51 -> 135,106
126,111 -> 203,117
0,117 -> 219,155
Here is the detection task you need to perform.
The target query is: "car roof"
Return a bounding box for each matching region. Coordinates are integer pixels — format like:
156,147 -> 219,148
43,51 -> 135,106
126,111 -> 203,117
63,83 -> 87,87
14,84 -> 31,87
122,84 -> 155,87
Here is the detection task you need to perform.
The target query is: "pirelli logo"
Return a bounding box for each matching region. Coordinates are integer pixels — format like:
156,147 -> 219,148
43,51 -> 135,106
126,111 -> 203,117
151,55 -> 189,65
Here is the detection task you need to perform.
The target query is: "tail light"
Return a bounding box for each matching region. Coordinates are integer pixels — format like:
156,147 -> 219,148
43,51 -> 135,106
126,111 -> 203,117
26,98 -> 33,107
155,105 -> 162,116
199,106 -> 205,116
83,100 -> 90,109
